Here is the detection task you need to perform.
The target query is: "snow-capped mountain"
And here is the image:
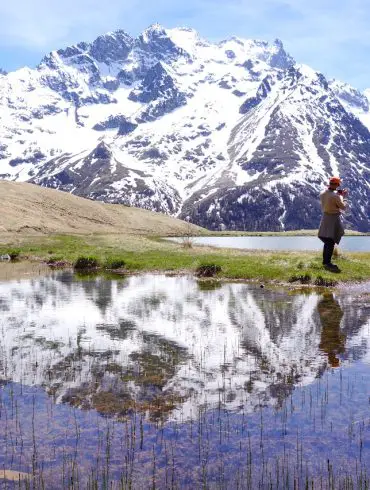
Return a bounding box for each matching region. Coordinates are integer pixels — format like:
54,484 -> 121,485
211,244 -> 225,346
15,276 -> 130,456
0,24 -> 369,231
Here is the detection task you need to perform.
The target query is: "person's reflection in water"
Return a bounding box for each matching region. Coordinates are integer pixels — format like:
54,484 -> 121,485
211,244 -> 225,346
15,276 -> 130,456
318,293 -> 346,367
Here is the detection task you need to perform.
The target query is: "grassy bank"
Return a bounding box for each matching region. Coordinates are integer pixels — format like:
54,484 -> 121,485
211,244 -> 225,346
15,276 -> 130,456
1,233 -> 370,286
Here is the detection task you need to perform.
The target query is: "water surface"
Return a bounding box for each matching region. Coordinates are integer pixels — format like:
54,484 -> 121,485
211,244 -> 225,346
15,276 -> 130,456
169,235 -> 370,251
0,272 -> 369,488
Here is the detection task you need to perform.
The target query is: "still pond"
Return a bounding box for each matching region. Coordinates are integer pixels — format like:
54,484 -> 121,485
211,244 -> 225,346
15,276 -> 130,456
169,235 -> 370,252
0,271 -> 369,488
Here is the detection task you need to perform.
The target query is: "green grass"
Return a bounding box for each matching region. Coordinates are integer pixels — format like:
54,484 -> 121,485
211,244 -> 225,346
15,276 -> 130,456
1,233 -> 369,285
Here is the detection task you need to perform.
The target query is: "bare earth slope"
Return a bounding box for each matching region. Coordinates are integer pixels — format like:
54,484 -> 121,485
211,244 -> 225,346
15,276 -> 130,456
0,181 -> 204,236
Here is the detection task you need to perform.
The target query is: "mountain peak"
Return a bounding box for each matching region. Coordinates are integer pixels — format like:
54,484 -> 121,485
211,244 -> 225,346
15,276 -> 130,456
273,38 -> 284,48
329,78 -> 369,112
40,29 -> 134,68
141,23 -> 167,43
269,39 -> 295,69
38,50 -> 63,70
105,29 -> 133,39
89,30 -> 133,62
138,24 -> 188,59
166,27 -> 208,56
91,29 -> 133,47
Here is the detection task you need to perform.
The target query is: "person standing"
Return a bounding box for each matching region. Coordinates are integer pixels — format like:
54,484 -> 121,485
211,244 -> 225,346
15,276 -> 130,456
318,176 -> 348,272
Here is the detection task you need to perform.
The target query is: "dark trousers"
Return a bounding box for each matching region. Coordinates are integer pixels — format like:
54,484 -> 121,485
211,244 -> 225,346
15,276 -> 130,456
319,237 -> 335,265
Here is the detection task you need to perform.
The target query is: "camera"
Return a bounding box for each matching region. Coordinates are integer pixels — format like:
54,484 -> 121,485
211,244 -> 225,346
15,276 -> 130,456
337,188 -> 346,195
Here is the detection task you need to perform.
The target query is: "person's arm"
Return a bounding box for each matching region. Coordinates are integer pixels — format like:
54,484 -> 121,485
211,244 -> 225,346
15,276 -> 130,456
335,194 -> 347,211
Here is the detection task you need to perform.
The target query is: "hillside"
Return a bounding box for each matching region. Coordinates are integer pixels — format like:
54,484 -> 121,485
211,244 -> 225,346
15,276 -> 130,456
0,181 -> 205,236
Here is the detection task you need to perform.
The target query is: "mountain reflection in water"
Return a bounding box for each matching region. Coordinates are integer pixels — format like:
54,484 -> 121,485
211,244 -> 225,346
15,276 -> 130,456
0,273 -> 369,421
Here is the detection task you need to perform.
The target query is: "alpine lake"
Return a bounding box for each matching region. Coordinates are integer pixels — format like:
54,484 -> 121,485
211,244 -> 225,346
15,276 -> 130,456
0,267 -> 369,489
167,235 -> 370,252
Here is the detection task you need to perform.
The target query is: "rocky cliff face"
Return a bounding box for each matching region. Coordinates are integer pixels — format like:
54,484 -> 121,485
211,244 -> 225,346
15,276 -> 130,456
0,25 -> 369,230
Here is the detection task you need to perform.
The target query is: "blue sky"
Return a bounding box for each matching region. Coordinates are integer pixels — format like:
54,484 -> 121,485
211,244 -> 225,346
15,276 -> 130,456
0,0 -> 369,89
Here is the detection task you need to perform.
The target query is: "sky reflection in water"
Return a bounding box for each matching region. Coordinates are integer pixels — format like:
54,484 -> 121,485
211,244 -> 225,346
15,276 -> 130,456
0,272 -> 369,487
168,235 -> 370,251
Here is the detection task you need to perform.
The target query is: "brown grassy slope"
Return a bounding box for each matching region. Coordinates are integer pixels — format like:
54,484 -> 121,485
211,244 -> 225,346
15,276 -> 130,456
0,181 -> 205,236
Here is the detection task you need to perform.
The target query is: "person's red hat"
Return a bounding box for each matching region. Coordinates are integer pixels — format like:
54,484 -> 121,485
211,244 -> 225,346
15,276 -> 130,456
329,176 -> 341,185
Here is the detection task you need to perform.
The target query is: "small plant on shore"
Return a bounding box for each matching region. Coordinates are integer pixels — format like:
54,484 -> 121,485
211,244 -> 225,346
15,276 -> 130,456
196,263 -> 222,277
8,249 -> 21,261
181,237 -> 194,249
314,275 -> 338,287
105,258 -> 126,270
288,273 -> 311,284
47,256 -> 64,264
46,256 -> 69,268
181,216 -> 194,249
74,256 -> 100,270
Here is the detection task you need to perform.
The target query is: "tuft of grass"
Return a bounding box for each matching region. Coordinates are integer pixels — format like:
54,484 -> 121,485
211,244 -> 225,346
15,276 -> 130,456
8,249 -> 21,261
288,273 -> 311,284
74,256 -> 100,270
196,263 -> 222,278
46,255 -> 64,264
181,237 -> 193,249
46,255 -> 69,268
314,275 -> 338,287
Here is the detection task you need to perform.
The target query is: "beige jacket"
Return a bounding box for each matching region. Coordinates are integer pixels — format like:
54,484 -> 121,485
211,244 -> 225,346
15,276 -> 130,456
320,189 -> 346,215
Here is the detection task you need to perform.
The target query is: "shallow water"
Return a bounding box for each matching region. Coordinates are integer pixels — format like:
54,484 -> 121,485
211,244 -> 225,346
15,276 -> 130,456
0,272 -> 369,488
169,235 -> 370,251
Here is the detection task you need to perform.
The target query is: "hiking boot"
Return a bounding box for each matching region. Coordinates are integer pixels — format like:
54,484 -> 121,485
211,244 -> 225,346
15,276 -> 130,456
324,263 -> 341,273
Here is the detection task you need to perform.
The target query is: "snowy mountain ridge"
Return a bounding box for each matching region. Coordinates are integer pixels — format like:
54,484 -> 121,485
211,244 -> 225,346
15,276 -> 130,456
0,24 -> 369,231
